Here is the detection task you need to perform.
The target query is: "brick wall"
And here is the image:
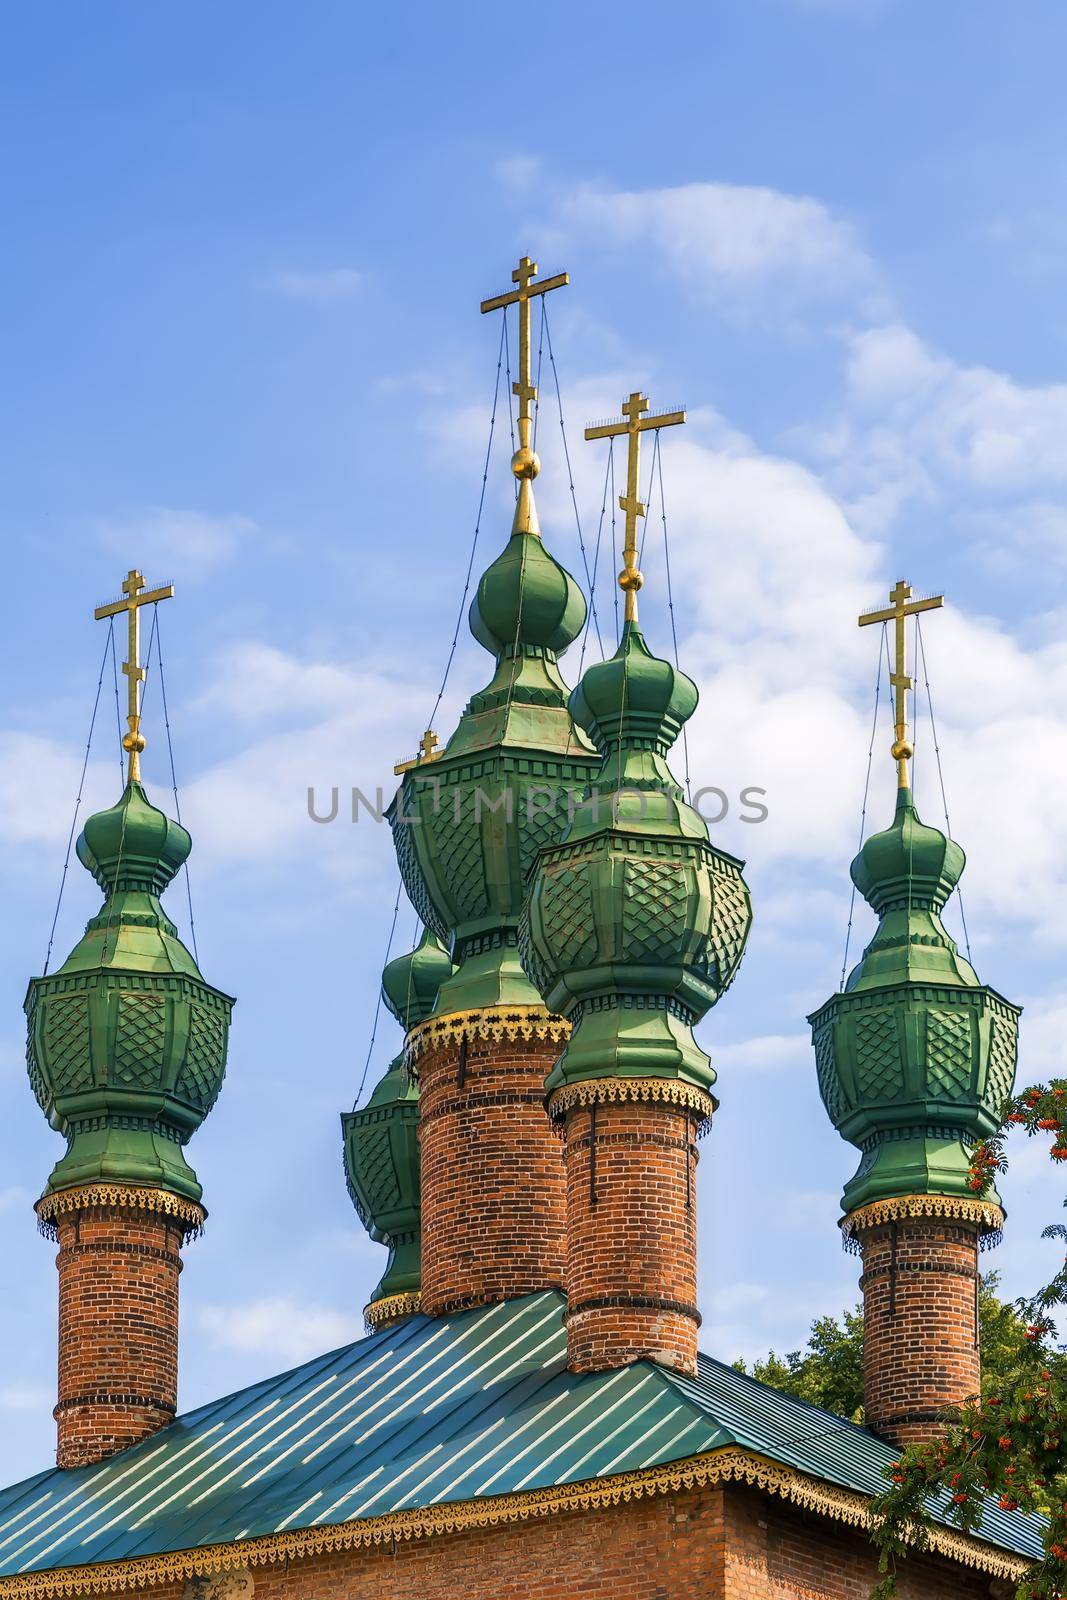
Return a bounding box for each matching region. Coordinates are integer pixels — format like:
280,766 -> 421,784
560,1099 -> 702,1373
53,1199 -> 183,1468
88,1482 -> 1003,1599
857,1213 -> 981,1448
722,1482 -> 1000,1598
417,1031 -> 566,1314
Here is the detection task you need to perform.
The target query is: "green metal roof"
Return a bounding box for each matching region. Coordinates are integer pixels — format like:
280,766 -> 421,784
0,1291 -> 1043,1579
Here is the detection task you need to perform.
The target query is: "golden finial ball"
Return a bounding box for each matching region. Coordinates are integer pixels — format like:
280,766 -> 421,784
618,567 -> 644,593
511,446 -> 540,481
122,730 -> 147,755
891,738 -> 913,761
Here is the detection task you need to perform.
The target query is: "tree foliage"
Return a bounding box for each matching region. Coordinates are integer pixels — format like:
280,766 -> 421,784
739,1081 -> 1066,1598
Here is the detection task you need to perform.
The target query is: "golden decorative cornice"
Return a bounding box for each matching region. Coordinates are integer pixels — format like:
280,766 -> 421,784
547,1077 -> 714,1127
841,1193 -> 1005,1245
404,1005 -> 569,1065
364,1291 -> 421,1331
0,1446 -> 1028,1597
35,1184 -> 206,1242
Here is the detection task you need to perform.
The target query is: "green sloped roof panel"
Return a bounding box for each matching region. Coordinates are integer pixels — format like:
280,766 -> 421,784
0,1292 -> 1043,1578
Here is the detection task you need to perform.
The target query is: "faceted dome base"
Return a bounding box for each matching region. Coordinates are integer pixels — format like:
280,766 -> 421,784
841,1130 -> 1002,1215
46,1124 -> 202,1204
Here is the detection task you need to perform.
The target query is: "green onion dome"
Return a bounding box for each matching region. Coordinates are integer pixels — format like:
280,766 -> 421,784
343,928 -> 453,1312
388,489 -> 598,1018
469,524 -> 587,657
851,795 -> 966,920
381,928 -> 456,1031
570,621 -> 698,757
521,621 -> 752,1102
78,780 -> 192,899
25,781 -> 233,1204
809,789 -> 1019,1215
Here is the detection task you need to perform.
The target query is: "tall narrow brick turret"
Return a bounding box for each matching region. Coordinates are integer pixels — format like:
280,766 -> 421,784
388,259 -> 597,1315
809,581 -> 1018,1446
26,659 -> 232,1466
343,928 -> 454,1329
523,615 -> 752,1374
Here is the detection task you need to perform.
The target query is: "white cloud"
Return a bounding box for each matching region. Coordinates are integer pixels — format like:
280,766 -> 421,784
270,268 -> 362,302
494,155 -> 541,194
713,1035 -> 810,1073
0,735 -> 114,851
812,324 -> 1067,538
198,1294 -> 360,1363
550,179 -> 876,316
182,643 -> 431,867
201,643 -> 385,725
94,507 -> 255,580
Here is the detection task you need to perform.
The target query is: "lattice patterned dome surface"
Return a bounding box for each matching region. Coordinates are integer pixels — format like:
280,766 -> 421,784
25,780 -> 233,1203
808,790 -> 1019,1214
388,506 -> 597,1017
522,621 -> 752,1097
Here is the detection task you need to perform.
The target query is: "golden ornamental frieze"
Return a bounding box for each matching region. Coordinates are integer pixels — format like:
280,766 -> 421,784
364,1291 -> 421,1330
0,1445 -> 1028,1597
547,1077 -> 715,1125
35,1184 -> 206,1242
840,1193 -> 1005,1243
404,1005 -> 569,1065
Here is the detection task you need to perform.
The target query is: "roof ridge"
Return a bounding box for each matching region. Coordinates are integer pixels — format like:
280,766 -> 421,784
692,1352 -> 881,1443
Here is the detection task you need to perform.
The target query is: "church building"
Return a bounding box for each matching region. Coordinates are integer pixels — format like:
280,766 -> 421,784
0,259 -> 1042,1598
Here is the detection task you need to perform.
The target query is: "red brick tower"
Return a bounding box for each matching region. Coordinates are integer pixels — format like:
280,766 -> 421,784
844,1199 -> 1001,1447
406,1018 -> 570,1315
25,573 -> 233,1466
41,1187 -> 204,1467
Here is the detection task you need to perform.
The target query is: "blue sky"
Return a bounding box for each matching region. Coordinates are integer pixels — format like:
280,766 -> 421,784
2,0 -> 1066,1478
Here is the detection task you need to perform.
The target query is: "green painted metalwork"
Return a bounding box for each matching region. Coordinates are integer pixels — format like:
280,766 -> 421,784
24,782 -> 233,1203
809,789 -> 1020,1214
342,930 -> 454,1304
388,506 -> 598,1016
0,1291 -> 1041,1574
522,622 -> 752,1096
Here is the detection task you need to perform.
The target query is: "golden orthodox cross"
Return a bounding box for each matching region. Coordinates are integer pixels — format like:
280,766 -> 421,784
394,729 -> 441,776
94,569 -> 174,784
480,255 -> 569,464
858,578 -> 944,790
585,392 -> 686,624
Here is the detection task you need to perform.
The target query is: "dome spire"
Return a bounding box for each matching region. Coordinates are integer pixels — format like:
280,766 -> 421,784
585,391 -> 685,625
858,577 -> 944,790
480,253 -> 568,538
94,568 -> 174,784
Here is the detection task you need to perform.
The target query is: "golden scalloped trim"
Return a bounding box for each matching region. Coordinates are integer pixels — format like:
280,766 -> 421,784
547,1078 -> 714,1124
841,1193 -> 1005,1242
35,1185 -> 206,1242
364,1291 -> 421,1330
0,1445 -> 1029,1596
405,1005 -> 569,1064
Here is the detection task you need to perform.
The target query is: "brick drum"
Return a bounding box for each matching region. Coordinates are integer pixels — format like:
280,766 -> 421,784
560,1098 -> 702,1374
53,1196 -> 185,1468
90,1483 -> 1002,1600
857,1211 -> 981,1448
416,1030 -> 566,1315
